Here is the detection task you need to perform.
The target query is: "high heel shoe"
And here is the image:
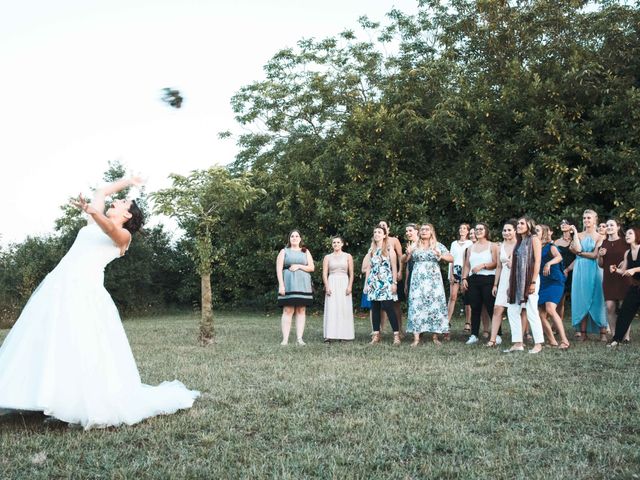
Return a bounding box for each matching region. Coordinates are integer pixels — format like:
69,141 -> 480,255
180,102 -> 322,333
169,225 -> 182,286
370,332 -> 381,345
393,333 -> 401,346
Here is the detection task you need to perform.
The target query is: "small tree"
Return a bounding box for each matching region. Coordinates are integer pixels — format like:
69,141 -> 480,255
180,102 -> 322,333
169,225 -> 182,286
151,167 -> 263,345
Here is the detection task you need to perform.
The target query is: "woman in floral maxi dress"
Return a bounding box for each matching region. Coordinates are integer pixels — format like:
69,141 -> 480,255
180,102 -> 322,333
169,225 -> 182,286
407,224 -> 454,346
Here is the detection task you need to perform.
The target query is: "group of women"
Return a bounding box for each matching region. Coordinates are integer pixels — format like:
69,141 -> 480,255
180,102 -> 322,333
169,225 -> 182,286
276,210 -> 640,351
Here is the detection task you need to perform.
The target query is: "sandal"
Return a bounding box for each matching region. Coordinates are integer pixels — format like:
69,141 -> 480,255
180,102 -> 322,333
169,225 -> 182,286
486,340 -> 497,348
558,342 -> 570,350
432,335 -> 442,346
600,333 -> 609,343
482,330 -> 490,339
463,323 -> 471,333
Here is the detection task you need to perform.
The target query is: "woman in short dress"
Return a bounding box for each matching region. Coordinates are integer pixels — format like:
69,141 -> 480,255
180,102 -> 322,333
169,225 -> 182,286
570,209 -> 607,342
536,224 -> 570,349
554,218 -> 576,320
322,236 -> 355,342
364,225 -> 400,345
406,224 -> 453,346
487,220 -> 517,347
276,230 -> 315,345
597,218 -> 630,341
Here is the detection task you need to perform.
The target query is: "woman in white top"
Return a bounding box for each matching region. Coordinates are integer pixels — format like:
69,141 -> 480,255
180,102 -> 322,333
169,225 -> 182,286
461,223 -> 499,344
447,223 -> 472,330
487,220 -> 517,347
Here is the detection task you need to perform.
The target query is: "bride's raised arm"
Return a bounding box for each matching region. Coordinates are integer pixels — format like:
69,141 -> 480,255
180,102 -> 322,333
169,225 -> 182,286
71,176 -> 144,251
89,176 -> 143,218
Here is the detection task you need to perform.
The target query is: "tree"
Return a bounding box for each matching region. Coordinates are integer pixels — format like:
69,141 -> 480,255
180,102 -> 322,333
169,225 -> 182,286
151,167 -> 264,344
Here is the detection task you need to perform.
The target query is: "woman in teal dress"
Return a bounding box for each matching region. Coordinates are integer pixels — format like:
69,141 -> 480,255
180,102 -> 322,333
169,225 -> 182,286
406,224 -> 453,346
276,230 -> 315,345
570,210 -> 608,341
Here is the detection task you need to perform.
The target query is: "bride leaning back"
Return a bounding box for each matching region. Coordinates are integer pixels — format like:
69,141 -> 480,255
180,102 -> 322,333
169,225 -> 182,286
0,176 -> 199,429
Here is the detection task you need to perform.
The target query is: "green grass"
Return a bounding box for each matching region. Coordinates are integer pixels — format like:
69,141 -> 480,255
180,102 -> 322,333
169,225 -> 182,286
1,312 -> 639,479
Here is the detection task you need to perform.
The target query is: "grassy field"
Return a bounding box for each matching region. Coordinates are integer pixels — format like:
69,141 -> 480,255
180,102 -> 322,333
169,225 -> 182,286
1,311 -> 639,479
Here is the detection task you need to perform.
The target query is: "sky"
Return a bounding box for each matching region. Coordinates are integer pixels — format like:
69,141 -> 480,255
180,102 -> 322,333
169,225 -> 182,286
0,0 -> 420,245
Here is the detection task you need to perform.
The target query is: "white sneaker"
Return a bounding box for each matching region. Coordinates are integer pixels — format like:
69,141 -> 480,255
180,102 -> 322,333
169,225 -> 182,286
296,338 -> 306,346
496,335 -> 502,345
465,335 -> 478,345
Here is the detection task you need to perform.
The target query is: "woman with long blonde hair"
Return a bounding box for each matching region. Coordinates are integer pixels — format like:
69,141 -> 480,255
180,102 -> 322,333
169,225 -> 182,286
406,224 -> 453,345
570,209 -> 607,341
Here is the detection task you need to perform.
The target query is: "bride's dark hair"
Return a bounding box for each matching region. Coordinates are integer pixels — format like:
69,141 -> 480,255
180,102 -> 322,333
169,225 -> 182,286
123,200 -> 144,234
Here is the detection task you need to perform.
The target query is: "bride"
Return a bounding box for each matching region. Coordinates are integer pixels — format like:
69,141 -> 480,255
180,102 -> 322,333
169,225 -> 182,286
0,176 -> 199,429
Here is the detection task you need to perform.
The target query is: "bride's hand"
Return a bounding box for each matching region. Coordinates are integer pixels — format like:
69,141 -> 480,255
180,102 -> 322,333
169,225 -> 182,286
70,194 -> 98,215
129,176 -> 146,187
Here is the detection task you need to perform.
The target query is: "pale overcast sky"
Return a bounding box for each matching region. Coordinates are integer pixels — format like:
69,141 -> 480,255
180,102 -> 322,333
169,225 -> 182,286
0,0 -> 419,244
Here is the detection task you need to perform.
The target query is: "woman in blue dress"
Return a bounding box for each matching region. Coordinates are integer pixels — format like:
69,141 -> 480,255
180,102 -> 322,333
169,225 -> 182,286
406,224 -> 453,346
535,224 -> 570,349
570,209 -> 608,342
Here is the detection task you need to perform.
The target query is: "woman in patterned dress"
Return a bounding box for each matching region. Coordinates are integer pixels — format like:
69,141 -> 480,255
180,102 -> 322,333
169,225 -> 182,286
364,225 -> 401,345
406,224 -> 454,346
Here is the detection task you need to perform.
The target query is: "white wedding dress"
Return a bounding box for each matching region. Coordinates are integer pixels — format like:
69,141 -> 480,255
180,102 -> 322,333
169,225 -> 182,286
0,223 -> 199,429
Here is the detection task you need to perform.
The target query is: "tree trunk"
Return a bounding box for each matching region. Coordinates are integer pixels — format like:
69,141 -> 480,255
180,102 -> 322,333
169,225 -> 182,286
199,272 -> 214,345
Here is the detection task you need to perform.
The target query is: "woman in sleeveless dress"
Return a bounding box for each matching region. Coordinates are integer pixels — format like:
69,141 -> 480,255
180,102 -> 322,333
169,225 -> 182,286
536,224 -> 570,349
504,217 -> 544,354
461,223 -> 498,345
487,220 -> 517,347
0,177 -> 199,429
276,230 -> 315,345
322,237 -> 354,342
364,225 -> 400,345
608,227 -> 640,347
597,218 -> 630,341
570,209 -> 607,341
555,218 -> 577,321
406,224 -> 453,346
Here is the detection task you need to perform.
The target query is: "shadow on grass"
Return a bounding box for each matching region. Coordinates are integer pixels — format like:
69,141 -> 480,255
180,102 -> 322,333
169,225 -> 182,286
0,409 -> 72,433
